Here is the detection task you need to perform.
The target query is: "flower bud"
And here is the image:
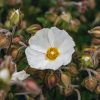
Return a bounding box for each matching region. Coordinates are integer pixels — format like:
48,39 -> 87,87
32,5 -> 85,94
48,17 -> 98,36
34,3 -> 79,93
11,47 -> 22,60
60,12 -> 72,23
87,0 -> 96,9
4,20 -> 12,29
45,73 -> 58,89
69,19 -> 80,32
24,78 -> 41,96
83,77 -> 97,92
95,84 -> 100,94
0,29 -> 11,49
81,54 -> 94,68
12,35 -> 23,44
67,63 -> 78,76
9,9 -> 21,25
61,73 -> 71,88
92,13 -> 100,25
88,26 -> 100,38
46,12 -> 58,22
92,38 -> 100,45
26,24 -> 41,34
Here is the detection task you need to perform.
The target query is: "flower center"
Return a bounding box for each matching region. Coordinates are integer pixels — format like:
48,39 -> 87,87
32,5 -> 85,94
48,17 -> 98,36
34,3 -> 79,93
46,48 -> 59,61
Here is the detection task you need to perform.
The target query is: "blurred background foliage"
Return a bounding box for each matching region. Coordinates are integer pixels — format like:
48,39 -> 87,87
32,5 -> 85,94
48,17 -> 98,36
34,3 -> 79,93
0,0 -> 100,100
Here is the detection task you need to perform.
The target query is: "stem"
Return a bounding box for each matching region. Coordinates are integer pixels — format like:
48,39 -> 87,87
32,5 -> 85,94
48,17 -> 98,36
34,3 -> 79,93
14,92 -> 33,96
83,68 -> 98,75
19,41 -> 27,47
89,69 -> 98,75
6,25 -> 17,55
62,1 -> 82,6
96,94 -> 99,100
71,85 -> 79,88
86,69 -> 92,78
80,68 -> 95,79
74,89 -> 81,100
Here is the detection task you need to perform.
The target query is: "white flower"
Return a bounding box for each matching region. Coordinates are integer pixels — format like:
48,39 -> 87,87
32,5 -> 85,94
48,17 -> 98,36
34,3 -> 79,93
11,70 -> 30,81
25,27 -> 75,70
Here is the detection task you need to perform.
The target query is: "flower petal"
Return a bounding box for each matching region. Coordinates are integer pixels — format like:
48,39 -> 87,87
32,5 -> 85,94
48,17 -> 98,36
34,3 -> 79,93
25,47 -> 49,70
48,29 -> 54,47
63,48 -> 75,65
59,38 -> 75,54
11,70 -> 30,81
50,27 -> 75,53
45,56 -> 63,70
30,45 -> 46,53
29,28 -> 51,52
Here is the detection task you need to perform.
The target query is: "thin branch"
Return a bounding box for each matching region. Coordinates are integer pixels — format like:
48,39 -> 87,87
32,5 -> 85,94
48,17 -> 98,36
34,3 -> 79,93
74,89 -> 81,100
6,25 -> 17,55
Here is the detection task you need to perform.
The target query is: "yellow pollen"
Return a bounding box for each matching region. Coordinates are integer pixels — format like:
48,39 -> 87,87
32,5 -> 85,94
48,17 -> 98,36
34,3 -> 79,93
46,48 -> 60,61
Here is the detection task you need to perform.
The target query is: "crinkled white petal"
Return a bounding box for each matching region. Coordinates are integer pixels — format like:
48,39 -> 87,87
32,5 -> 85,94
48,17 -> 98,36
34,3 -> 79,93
59,37 -> 75,54
48,29 -> 54,47
30,45 -> 46,53
11,70 -> 30,81
29,28 -> 50,53
50,27 -> 75,48
45,56 -> 64,70
63,48 -> 75,65
25,47 -> 49,69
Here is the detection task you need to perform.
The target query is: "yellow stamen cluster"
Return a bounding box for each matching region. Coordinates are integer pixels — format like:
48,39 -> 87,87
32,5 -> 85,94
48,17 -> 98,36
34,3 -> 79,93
46,48 -> 59,61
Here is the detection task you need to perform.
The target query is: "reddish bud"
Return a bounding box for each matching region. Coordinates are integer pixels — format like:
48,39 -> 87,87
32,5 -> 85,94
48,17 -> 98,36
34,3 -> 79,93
45,73 -> 58,89
83,77 -> 97,92
24,78 -> 41,96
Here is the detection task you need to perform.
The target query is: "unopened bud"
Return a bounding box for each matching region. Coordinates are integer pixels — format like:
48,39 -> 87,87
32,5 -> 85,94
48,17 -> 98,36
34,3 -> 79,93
26,24 -> 41,34
87,0 -> 96,9
83,77 -> 97,92
67,63 -> 78,76
69,19 -> 80,32
12,35 -> 23,44
88,26 -> 100,38
81,54 -> 94,68
95,84 -> 100,94
60,12 -> 72,23
11,47 -> 22,60
45,73 -> 58,89
24,78 -> 41,96
61,73 -> 71,88
0,29 -> 11,48
9,9 -> 21,25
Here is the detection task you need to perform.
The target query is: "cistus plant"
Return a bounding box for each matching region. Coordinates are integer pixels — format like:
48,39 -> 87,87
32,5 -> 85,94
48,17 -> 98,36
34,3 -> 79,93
0,0 -> 100,100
